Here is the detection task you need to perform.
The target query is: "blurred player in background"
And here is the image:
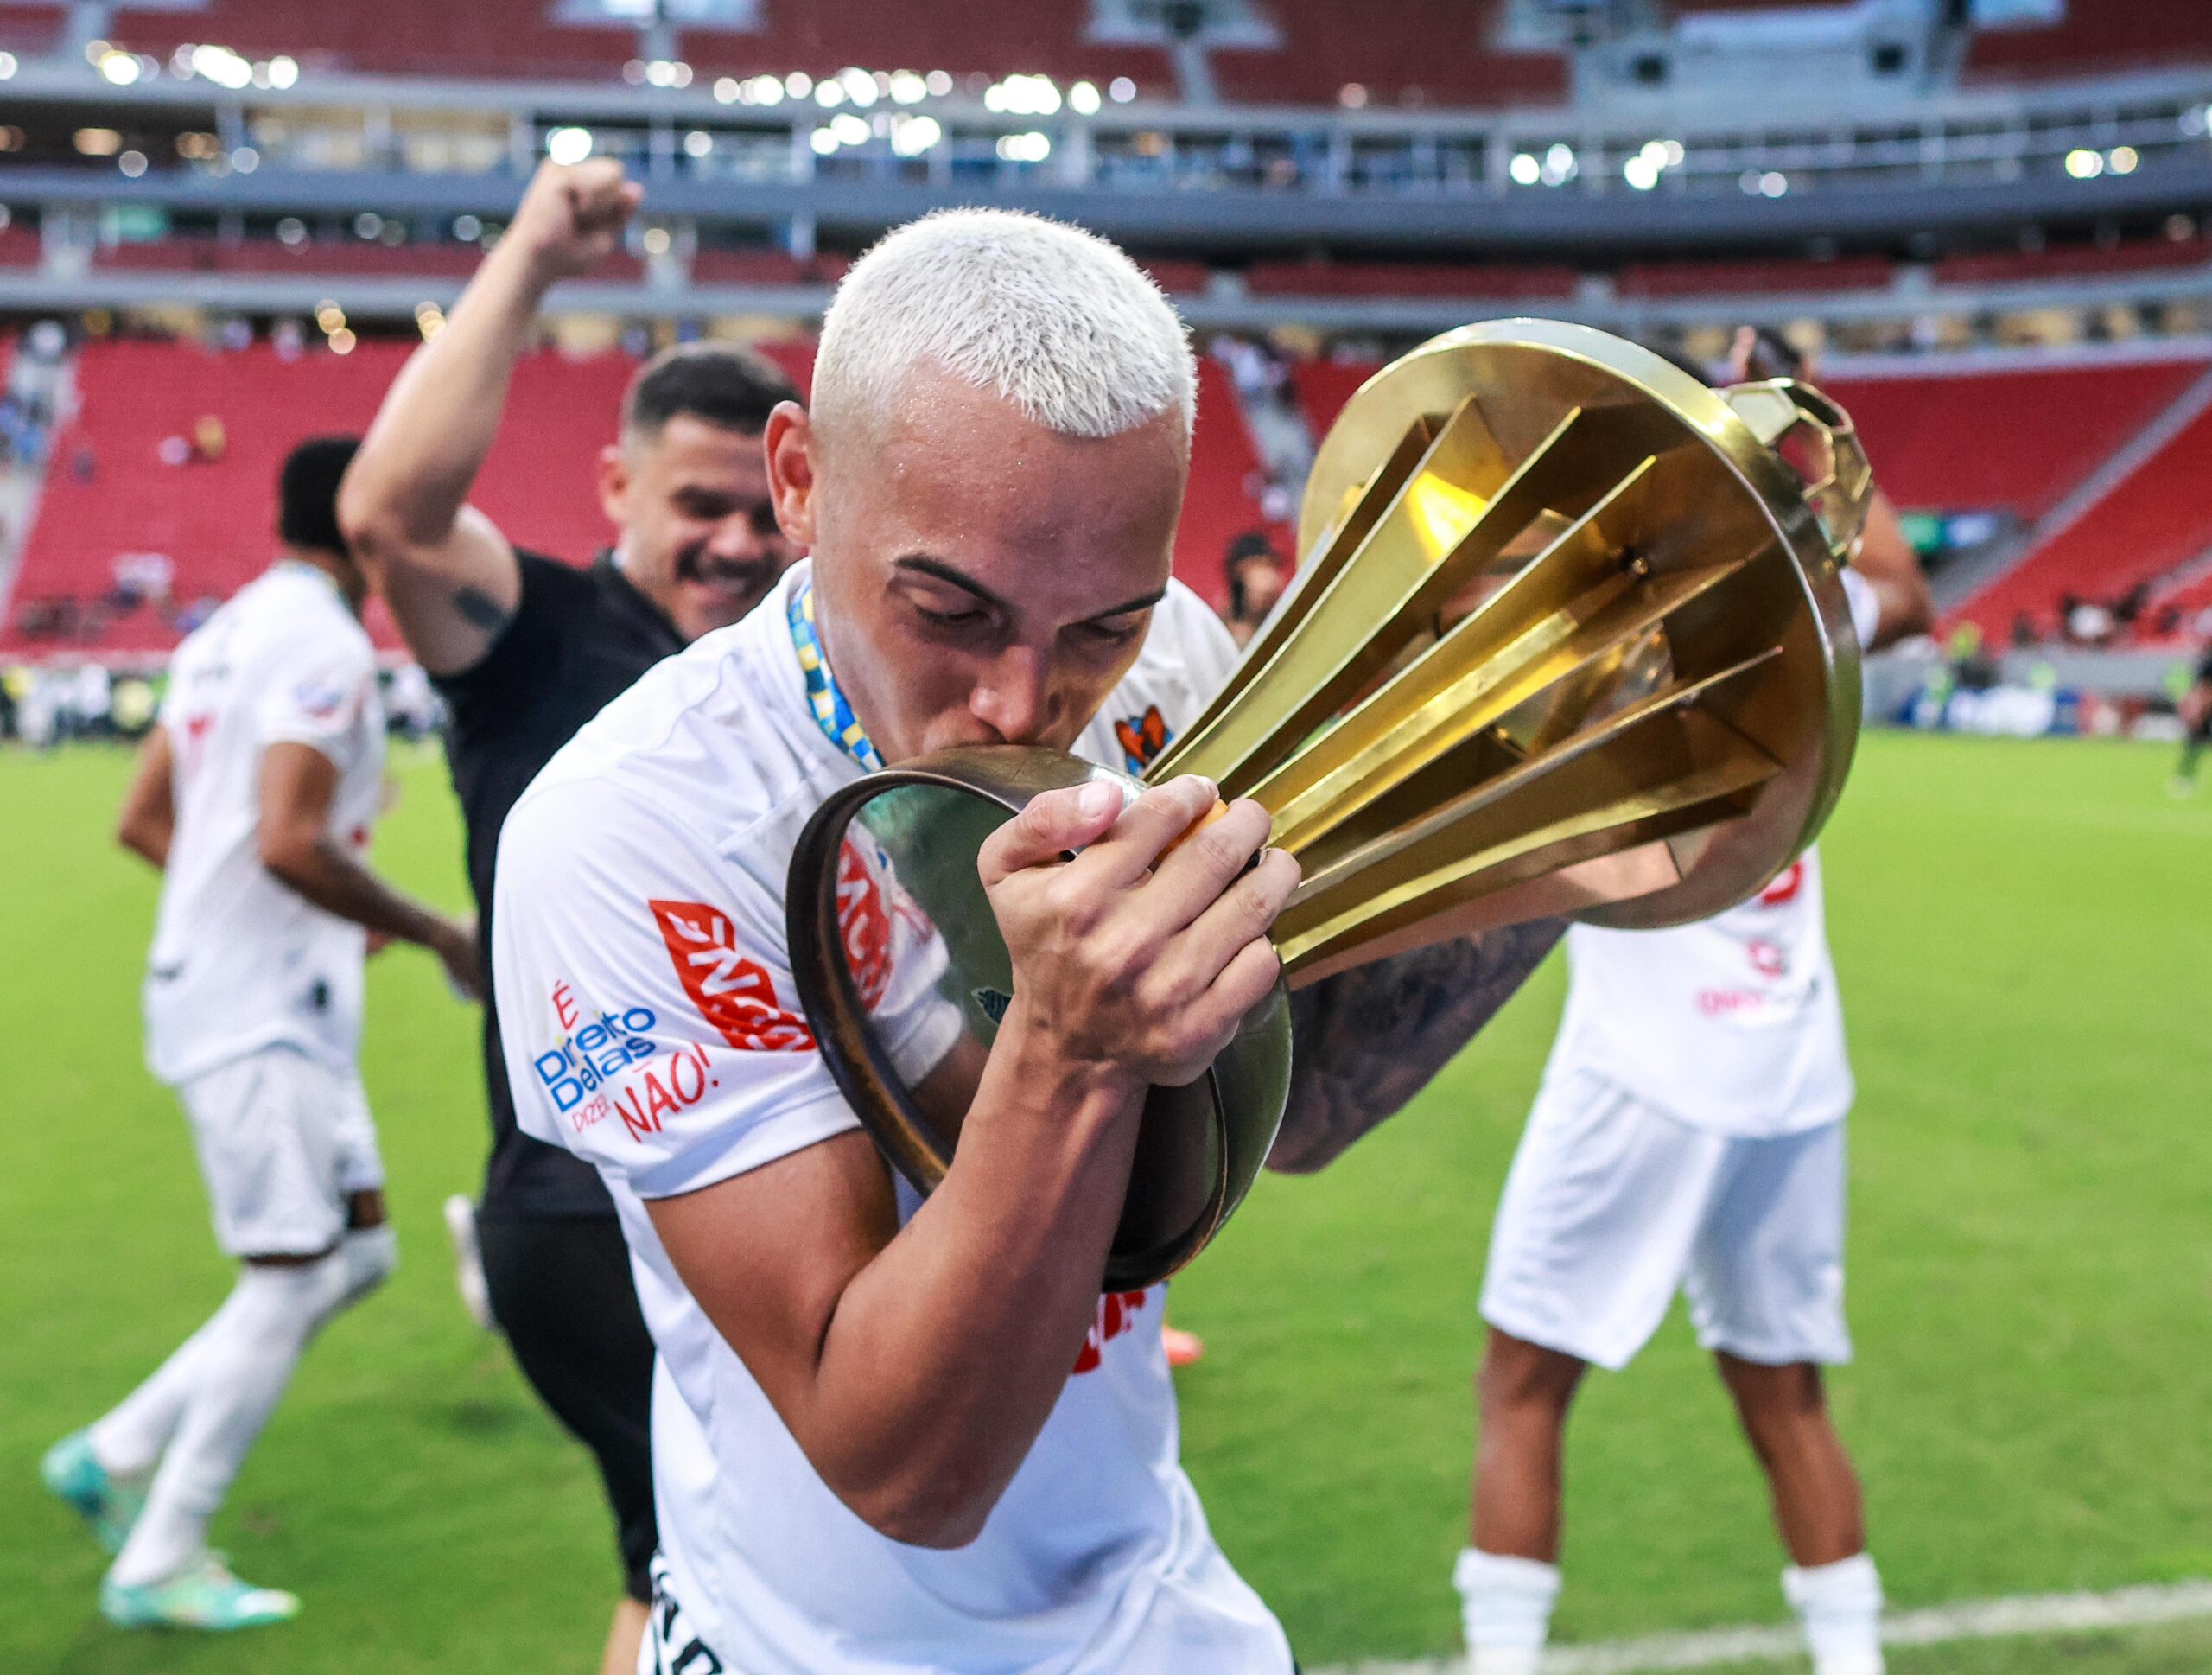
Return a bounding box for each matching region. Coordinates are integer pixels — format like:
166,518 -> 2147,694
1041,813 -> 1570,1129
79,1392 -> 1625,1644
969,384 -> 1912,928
42,437 -> 479,1631
1453,329 -> 1932,1675
2171,648 -> 2212,796
338,156 -> 800,1674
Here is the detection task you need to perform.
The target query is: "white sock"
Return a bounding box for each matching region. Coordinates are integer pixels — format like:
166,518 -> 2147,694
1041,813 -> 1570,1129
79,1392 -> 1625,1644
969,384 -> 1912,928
88,1312 -> 226,1479
337,1225 -> 398,1307
106,1253 -> 353,1588
1454,1548 -> 1560,1675
1783,1552 -> 1885,1675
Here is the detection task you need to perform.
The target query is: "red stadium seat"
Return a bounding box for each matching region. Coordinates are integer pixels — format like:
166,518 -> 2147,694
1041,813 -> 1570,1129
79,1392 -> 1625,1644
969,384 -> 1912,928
1209,0 -> 1565,108
1965,0 -> 2212,80
1246,259 -> 1577,301
1616,255 -> 1894,298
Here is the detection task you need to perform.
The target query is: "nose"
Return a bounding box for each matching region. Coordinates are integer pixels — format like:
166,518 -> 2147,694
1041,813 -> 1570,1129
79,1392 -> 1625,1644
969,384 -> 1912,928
703,507 -> 774,562
969,646 -> 1056,745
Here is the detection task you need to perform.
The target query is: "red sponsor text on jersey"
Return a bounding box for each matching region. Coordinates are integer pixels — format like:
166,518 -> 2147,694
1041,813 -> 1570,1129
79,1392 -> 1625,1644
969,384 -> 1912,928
1758,859 -> 1806,908
1072,1290 -> 1150,1375
835,840 -> 894,1009
648,899 -> 816,1052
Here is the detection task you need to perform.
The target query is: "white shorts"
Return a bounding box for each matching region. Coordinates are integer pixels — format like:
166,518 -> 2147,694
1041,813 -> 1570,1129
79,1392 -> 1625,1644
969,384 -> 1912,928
1479,1068 -> 1851,1372
174,1047 -> 384,1258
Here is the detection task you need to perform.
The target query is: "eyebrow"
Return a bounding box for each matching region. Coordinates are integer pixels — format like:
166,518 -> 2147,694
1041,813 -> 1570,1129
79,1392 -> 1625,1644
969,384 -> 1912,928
893,555 -> 1166,621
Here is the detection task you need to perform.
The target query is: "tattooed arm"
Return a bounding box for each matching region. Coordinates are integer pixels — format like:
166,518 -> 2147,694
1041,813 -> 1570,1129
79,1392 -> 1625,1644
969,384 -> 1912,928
1266,921 -> 1565,1175
337,159 -> 641,676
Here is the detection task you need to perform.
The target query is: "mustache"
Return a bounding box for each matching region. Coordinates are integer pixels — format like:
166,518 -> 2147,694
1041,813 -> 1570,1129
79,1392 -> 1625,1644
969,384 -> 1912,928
674,548 -> 784,588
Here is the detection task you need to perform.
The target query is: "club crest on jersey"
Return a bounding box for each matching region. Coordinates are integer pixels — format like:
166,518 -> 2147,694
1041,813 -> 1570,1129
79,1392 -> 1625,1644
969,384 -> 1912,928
1114,705 -> 1173,774
648,899 -> 816,1052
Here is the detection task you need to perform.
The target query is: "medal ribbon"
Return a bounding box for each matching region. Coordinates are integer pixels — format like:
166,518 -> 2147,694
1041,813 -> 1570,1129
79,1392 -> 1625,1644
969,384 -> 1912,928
789,577 -> 884,772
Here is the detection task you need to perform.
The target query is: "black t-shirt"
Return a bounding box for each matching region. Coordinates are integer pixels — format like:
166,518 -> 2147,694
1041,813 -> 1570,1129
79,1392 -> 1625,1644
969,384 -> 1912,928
435,551 -> 685,1217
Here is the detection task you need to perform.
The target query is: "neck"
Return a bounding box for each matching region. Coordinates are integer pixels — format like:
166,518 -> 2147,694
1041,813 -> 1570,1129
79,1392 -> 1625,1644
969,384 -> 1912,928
282,546 -> 362,614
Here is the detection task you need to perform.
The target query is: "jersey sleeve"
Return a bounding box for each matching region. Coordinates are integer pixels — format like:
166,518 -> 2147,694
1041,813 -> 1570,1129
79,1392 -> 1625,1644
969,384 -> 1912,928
253,621 -> 376,760
492,776 -> 861,1201
429,550 -> 576,727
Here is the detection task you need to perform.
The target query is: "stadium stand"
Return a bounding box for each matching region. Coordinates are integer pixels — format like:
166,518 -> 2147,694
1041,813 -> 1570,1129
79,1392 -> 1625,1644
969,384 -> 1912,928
1245,259 -> 1578,302
0,226 -> 40,271
102,0 -> 639,82
0,334 -> 1275,653
1208,0 -> 1566,108
92,236 -> 513,281
1615,256 -> 1895,299
1932,239 -> 2212,290
1952,394 -> 2212,640
1963,0 -> 2212,80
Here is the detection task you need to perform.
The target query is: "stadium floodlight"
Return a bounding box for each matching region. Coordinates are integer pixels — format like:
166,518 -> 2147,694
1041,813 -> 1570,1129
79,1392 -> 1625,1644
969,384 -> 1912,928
98,49 -> 140,86
890,113 -> 942,157
453,213 -> 483,241
809,127 -> 837,156
276,216 -> 308,245
1509,151 -> 1541,186
714,76 -> 740,103
747,74 -> 785,105
0,49 -> 19,78
643,226 -> 671,255
1539,142 -> 1576,185
118,150 -> 147,177
785,71 -> 813,98
890,70 -> 927,105
1624,153 -> 1660,190
1109,75 -> 1136,102
816,79 -> 845,106
73,127 -> 122,157
268,54 -> 297,89
232,145 -> 258,172
2063,147 -> 2103,179
354,212 -> 384,239
2107,145 -> 2139,175
415,303 -> 446,341
925,70 -> 953,97
830,112 -> 868,147
840,67 -> 876,106
1760,170 -> 1788,196
546,126 -> 594,166
1070,80 -> 1102,115
995,131 -> 1052,163
328,328 -> 357,355
315,302 -> 346,331
191,44 -> 254,90
683,129 -> 712,158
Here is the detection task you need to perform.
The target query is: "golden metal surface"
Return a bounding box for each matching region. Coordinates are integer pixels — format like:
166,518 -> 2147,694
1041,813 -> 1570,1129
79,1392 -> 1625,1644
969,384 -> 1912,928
1157,316 -> 1865,966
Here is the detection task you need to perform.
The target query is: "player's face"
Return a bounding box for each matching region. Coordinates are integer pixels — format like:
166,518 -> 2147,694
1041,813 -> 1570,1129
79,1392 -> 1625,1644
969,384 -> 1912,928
772,364 -> 1187,766
600,413 -> 799,642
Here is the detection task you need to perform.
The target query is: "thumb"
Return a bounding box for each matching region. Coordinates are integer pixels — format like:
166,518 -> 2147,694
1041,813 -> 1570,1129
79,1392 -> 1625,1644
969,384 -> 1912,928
978,780 -> 1128,886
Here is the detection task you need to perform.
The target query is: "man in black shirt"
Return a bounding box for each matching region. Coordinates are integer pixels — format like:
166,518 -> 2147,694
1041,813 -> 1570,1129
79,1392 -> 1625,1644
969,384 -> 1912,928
338,157 -> 799,1675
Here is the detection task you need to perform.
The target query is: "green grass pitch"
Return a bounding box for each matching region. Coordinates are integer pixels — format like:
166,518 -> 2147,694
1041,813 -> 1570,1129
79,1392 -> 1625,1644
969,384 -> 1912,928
2,731 -> 2208,1672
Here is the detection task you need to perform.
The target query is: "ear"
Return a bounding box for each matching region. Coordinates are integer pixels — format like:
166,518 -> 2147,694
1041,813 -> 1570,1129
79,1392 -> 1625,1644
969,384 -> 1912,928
595,443 -> 630,531
763,401 -> 819,550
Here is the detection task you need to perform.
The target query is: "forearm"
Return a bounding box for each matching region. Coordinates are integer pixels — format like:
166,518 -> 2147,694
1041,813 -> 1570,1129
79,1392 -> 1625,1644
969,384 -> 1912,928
118,814 -> 170,869
1268,920 -> 1564,1175
800,1021 -> 1146,1544
265,837 -> 451,948
342,240 -> 547,551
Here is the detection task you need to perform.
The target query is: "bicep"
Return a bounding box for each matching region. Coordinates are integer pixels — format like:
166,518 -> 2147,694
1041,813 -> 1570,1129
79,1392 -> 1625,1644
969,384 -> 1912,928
365,505 -> 521,678
646,1130 -> 900,1421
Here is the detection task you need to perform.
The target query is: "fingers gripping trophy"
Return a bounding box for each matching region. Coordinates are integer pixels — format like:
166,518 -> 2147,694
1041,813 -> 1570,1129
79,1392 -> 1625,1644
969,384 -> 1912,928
788,317 -> 1874,1287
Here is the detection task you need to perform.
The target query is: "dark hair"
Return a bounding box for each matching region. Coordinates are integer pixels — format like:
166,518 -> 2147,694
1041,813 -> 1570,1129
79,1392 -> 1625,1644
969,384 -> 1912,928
621,341 -> 798,440
279,435 -> 360,556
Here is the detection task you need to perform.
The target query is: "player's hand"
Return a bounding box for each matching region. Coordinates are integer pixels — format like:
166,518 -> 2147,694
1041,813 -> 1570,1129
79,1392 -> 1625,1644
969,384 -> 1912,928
428,914 -> 484,1001
506,158 -> 643,286
979,774 -> 1300,1091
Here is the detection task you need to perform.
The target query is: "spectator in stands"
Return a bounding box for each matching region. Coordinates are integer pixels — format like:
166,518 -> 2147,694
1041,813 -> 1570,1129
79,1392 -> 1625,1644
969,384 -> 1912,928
337,154 -> 800,1675
1224,529 -> 1290,645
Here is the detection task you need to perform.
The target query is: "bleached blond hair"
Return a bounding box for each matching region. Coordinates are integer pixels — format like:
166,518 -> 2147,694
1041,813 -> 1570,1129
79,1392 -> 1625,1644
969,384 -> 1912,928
812,209 -> 1196,449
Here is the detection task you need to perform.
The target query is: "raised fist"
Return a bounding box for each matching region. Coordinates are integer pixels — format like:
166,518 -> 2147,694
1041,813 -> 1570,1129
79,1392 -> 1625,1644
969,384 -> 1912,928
506,157 -> 644,285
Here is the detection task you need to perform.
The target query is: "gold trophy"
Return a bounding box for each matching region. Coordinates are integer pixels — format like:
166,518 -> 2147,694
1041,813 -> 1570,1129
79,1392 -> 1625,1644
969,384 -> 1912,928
787,319 -> 1871,1289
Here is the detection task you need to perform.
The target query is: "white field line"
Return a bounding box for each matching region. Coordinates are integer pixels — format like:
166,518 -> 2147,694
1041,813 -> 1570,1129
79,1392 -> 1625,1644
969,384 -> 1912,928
1314,1577 -> 2212,1675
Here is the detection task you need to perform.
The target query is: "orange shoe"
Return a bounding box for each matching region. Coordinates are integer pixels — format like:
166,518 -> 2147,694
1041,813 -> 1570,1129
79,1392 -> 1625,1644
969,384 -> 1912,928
1161,1323 -> 1206,1368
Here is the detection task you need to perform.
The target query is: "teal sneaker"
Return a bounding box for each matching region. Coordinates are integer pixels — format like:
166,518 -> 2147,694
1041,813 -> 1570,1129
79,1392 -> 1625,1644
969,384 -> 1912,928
100,1553 -> 300,1631
41,1431 -> 146,1555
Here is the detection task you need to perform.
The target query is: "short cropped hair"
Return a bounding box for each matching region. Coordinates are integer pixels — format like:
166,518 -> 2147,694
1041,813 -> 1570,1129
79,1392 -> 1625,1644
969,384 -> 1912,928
620,341 -> 798,442
813,209 -> 1196,449
279,436 -> 360,556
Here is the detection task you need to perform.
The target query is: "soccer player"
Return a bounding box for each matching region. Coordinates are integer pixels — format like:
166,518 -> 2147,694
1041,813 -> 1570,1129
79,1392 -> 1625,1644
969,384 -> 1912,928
1453,334 -> 1933,1675
2171,647 -> 2212,797
42,436 -> 479,1630
491,208 -> 1569,1674
336,157 -> 801,1673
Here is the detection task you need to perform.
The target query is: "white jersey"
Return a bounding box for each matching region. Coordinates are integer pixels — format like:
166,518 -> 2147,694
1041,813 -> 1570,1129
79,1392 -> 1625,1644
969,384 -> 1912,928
493,564 -> 1290,1675
1548,848 -> 1852,1137
145,562 -> 385,1086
